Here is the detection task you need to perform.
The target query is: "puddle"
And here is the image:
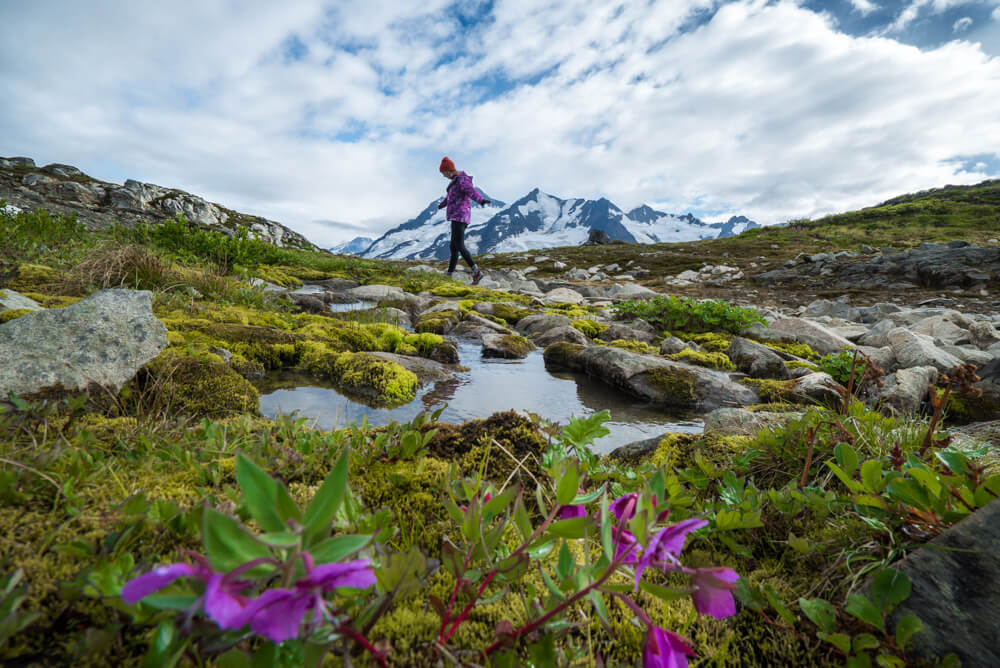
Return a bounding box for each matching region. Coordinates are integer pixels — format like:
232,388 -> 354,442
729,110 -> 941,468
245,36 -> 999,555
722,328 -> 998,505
258,341 -> 702,454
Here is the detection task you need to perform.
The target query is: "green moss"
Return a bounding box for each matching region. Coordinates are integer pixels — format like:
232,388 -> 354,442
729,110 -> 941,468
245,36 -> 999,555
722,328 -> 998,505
604,338 -> 659,354
760,340 -> 819,361
785,360 -> 821,372
491,303 -> 535,325
0,308 -> 34,323
675,331 -> 733,353
543,302 -> 592,319
665,348 -> 736,371
645,367 -> 698,406
18,292 -> 81,308
331,352 -> 418,406
542,341 -> 584,367
145,348 -> 260,417
429,411 -> 548,488
249,265 -> 302,287
485,333 -> 535,358
415,309 -> 461,334
395,342 -> 418,356
404,332 -> 444,356
570,318 -> 609,339
9,263 -> 63,291
741,378 -> 799,404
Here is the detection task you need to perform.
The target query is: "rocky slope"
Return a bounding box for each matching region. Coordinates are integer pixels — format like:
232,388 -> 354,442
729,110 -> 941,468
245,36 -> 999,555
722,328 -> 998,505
0,156 -> 317,250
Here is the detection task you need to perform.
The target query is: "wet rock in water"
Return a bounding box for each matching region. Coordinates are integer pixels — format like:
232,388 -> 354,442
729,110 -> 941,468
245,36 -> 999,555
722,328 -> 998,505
727,337 -> 790,380
429,340 -> 460,365
879,366 -> 938,415
768,317 -> 855,356
544,344 -> 758,410
0,289 -> 168,399
370,352 -> 453,384
702,407 -> 803,437
887,327 -> 963,372
518,313 -> 572,336
535,325 -> 590,347
607,433 -> 671,462
886,499 -> 1000,667
481,332 -> 535,359
601,322 -> 659,346
449,313 -> 512,339
311,277 -> 362,292
348,284 -> 404,300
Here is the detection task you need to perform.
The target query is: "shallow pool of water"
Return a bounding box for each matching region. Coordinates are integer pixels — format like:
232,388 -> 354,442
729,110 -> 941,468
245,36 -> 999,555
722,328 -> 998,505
258,341 -> 702,454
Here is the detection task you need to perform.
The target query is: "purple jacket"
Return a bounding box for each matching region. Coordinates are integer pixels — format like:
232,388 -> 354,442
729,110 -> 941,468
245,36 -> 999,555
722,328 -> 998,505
438,171 -> 487,225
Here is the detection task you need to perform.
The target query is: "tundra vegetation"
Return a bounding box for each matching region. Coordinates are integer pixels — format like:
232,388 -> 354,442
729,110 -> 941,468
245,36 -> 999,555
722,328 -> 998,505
1,203 -> 997,667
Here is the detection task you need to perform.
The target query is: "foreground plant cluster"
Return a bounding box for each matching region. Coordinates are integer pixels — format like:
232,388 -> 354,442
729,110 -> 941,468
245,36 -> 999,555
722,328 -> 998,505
1,206 -> 996,666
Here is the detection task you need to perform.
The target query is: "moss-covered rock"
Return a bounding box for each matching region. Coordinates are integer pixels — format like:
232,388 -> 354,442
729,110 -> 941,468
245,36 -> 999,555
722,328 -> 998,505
491,303 -> 536,325
415,309 -> 461,334
482,333 -> 535,359
740,378 -> 799,404
144,348 -> 260,417
8,263 -> 64,292
664,348 -> 736,371
428,411 -> 547,487
0,308 -> 34,323
404,332 -> 444,356
605,338 -> 660,355
542,341 -> 585,367
676,331 -> 734,353
331,352 -> 418,407
645,366 -> 699,406
570,318 -> 609,339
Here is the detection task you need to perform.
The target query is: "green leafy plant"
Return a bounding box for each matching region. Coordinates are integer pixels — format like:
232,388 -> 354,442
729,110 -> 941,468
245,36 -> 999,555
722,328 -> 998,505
613,295 -> 766,333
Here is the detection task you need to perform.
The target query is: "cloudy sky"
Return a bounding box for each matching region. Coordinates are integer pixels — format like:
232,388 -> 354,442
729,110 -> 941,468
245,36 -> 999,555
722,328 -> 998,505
2,1 -> 999,247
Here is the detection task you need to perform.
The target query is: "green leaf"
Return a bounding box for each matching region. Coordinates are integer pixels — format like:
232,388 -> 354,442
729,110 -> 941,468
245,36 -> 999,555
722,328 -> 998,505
541,568 -> 565,600
826,461 -> 863,492
798,597 -> 837,634
870,569 -> 910,613
202,507 -> 271,573
570,485 -> 605,505
875,655 -> 904,668
547,516 -> 597,539
513,495 -> 532,542
560,411 -> 611,449
763,584 -> 796,627
847,655 -> 873,668
556,465 -> 579,506
589,590 -> 611,629
861,459 -> 884,492
906,467 -> 942,499
235,454 -> 300,533
528,539 -> 557,560
302,449 -> 349,544
817,631 -> 851,654
974,475 -> 1000,507
527,633 -> 557,666
935,449 -> 970,476
845,593 -> 884,631
852,632 -> 880,652
599,494 -> 613,561
788,532 -> 811,554
835,443 -> 858,478
638,581 -> 689,603
309,534 -> 371,564
557,542 -> 574,580
894,614 -> 923,649
482,485 -> 519,517
255,531 -> 300,548
136,595 -> 200,611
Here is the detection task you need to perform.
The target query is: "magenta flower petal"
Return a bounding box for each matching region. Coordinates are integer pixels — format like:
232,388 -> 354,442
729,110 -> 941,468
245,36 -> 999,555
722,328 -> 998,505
690,567 -> 740,619
612,527 -> 639,564
558,504 -> 587,519
650,518 -> 707,560
302,560 -> 376,592
610,493 -> 639,522
203,573 -> 249,630
122,563 -> 196,604
243,589 -> 312,644
643,626 -> 696,668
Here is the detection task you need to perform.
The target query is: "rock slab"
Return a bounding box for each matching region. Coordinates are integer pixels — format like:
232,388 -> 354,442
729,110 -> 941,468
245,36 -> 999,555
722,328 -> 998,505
0,289 -> 168,398
887,499 -> 1000,667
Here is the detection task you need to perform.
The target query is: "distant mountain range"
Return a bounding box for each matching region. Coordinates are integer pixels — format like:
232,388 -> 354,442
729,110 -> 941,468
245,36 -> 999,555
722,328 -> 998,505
328,236 -> 374,255
361,188 -> 758,259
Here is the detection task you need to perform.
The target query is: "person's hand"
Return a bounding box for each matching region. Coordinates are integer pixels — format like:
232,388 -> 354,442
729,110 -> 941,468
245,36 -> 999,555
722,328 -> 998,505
438,200 -> 446,209
481,200 -> 490,206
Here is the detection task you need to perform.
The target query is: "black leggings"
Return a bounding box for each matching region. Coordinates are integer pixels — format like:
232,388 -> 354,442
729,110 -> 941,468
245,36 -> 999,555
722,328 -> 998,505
448,220 -> 476,273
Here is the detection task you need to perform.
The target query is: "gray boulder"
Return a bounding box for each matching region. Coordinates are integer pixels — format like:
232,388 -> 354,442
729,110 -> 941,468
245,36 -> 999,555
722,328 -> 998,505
535,325 -> 590,347
802,298 -> 861,322
601,322 -> 659,346
858,319 -> 897,348
543,344 -> 758,410
768,317 -> 855,355
348,284 -> 404,300
728,337 -> 790,380
879,366 -> 938,415
0,289 -> 168,399
886,499 -> 1000,667
606,283 -> 659,300
911,314 -> 970,346
968,320 -> 1000,350
370,352 -> 453,384
940,345 -> 993,366
660,336 -> 699,355
703,407 -> 804,437
887,327 -> 963,372
481,332 -> 535,359
518,313 -> 572,336
0,289 -> 43,314
544,287 -> 585,304
791,372 -> 846,406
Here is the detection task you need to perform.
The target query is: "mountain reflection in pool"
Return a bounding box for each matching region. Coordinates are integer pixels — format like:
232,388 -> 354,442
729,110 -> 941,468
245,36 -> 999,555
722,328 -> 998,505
257,342 -> 702,454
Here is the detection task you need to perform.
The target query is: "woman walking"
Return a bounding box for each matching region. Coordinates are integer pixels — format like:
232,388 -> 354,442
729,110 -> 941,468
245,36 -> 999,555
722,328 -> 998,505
438,156 -> 490,284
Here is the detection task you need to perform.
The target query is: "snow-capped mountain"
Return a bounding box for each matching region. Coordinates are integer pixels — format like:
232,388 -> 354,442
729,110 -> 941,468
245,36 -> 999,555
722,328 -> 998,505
361,189 -> 757,259
329,236 -> 374,255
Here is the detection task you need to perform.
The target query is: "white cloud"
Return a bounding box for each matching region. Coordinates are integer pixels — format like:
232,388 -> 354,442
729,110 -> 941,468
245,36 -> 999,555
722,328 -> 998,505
849,0 -> 881,16
954,16 -> 975,30
1,1 -> 999,247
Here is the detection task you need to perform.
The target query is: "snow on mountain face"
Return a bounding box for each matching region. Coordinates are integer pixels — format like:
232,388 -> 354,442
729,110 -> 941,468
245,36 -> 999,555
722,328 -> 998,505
329,236 -> 374,255
361,189 -> 757,259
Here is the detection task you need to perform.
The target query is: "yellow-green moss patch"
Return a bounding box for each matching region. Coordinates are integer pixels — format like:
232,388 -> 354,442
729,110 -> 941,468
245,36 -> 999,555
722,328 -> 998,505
570,318 -> 609,339
665,348 -> 736,371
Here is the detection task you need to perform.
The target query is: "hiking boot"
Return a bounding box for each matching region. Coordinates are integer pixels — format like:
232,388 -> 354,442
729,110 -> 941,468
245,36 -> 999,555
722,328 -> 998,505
472,268 -> 483,284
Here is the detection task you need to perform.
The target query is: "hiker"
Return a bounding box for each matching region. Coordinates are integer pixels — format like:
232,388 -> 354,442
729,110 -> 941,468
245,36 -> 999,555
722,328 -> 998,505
438,156 -> 490,284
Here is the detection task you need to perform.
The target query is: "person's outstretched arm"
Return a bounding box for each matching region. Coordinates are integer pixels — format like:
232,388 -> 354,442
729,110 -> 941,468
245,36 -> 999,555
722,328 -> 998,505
459,174 -> 488,205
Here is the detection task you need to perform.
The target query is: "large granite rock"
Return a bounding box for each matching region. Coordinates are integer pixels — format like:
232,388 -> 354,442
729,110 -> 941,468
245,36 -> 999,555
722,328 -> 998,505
481,332 -> 535,359
886,499 -> 1000,667
369,352 -> 453,384
348,284 -> 404,300
518,313 -> 572,337
543,343 -> 758,410
0,289 -> 43,314
768,318 -> 855,355
0,289 -> 168,399
728,337 -> 790,379
601,322 -> 659,346
968,320 -> 1000,350
535,325 -> 589,347
887,327 -> 964,372
703,407 -> 803,437
879,366 -> 938,415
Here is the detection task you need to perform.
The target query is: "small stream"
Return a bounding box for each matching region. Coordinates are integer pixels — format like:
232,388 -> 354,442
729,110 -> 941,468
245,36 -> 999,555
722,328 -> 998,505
257,341 -> 702,454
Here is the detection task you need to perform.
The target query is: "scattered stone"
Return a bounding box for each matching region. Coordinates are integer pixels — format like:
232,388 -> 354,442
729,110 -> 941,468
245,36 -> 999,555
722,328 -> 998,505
0,289 -> 168,399
768,318 -> 855,355
370,352 -> 453,384
969,320 -> 1000,349
518,314 -> 573,336
887,327 -> 964,372
535,325 -> 590,347
0,289 -> 43,314
880,366 -> 938,414
605,283 -> 658,300
553,260 -> 567,270
660,336 -> 698,355
601,323 -> 659,346
544,287 -> 586,304
584,229 -> 612,245
703,407 -> 803,437
791,372 -> 846,406
481,332 -> 536,359
727,337 -> 790,379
